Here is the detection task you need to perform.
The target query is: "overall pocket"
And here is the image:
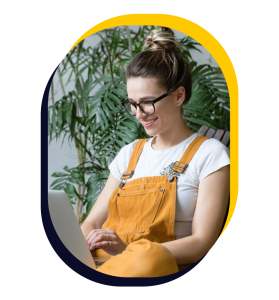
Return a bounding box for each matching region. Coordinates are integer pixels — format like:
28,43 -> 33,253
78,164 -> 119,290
116,188 -> 164,233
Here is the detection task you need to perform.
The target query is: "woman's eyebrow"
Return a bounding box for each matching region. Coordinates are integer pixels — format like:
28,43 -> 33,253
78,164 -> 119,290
127,96 -> 156,102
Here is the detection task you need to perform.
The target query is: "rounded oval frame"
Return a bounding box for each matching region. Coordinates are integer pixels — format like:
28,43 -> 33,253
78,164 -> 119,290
41,14 -> 238,286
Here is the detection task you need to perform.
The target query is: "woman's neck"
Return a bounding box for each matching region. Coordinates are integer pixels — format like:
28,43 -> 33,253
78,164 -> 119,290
151,118 -> 194,151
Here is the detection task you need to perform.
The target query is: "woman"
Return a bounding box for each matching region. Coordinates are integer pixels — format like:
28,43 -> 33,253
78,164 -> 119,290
80,27 -> 230,277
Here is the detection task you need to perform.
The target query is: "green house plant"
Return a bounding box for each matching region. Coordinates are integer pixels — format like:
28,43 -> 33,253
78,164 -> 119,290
48,26 -> 229,222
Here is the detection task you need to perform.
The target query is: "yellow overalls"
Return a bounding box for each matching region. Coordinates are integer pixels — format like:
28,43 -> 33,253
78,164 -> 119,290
92,135 -> 209,277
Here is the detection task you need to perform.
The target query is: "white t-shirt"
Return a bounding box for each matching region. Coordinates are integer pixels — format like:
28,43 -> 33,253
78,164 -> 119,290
108,133 -> 230,240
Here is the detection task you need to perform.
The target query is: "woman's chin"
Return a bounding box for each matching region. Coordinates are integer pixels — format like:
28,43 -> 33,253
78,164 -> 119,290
144,127 -> 157,136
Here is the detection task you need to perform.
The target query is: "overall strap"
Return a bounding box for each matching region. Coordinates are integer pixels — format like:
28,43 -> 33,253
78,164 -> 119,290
120,135 -> 209,181
120,139 -> 149,181
171,135 -> 209,174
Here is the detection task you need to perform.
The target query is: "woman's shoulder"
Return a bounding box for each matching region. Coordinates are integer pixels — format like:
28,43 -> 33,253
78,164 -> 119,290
197,135 -> 230,155
193,135 -> 230,182
120,139 -> 150,152
119,138 -> 151,155
118,139 -> 140,156
109,139 -> 141,181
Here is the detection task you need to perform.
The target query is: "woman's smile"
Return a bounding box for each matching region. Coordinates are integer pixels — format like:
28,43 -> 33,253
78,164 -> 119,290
141,118 -> 158,127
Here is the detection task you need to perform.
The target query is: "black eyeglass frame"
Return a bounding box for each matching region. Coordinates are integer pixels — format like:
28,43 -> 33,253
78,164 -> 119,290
121,91 -> 171,116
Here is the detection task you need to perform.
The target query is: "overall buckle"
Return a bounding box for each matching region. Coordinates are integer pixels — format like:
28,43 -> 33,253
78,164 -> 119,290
171,161 -> 188,174
120,170 -> 134,180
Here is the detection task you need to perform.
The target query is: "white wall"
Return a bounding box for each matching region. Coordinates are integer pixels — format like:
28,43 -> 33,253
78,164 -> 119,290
48,26 -> 218,190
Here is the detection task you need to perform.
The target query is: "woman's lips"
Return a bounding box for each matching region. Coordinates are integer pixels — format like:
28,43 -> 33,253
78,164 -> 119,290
142,118 -> 158,128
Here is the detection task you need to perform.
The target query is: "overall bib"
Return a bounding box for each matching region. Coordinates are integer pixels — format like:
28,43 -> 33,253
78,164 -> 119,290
93,135 -> 209,277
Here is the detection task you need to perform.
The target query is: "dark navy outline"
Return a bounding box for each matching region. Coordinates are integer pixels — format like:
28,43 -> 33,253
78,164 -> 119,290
41,66 -> 206,286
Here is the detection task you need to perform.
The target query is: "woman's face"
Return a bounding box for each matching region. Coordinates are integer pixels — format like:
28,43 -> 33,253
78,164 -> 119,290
126,77 -> 184,137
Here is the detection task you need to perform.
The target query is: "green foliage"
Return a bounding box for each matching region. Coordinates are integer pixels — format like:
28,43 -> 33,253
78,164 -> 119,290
48,26 -> 230,219
185,62 -> 230,132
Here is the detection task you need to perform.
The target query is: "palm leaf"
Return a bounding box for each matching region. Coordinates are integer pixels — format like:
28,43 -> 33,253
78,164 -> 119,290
48,25 -> 230,217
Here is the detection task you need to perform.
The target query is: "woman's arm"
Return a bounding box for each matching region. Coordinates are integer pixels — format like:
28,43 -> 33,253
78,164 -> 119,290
80,173 -> 120,238
162,165 -> 230,265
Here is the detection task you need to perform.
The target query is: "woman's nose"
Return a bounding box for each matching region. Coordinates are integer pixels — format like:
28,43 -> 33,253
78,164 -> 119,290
135,106 -> 145,119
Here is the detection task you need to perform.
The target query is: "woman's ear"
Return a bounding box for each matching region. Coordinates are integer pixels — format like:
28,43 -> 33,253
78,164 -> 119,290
175,86 -> 185,107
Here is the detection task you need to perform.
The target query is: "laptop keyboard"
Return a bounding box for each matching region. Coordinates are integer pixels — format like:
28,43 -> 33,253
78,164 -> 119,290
93,257 -> 110,268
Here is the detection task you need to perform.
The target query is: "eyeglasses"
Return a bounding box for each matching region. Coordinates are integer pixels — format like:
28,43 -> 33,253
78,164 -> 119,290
122,91 -> 171,116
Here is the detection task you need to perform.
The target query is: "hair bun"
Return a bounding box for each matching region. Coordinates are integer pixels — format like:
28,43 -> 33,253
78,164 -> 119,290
143,26 -> 181,53
159,27 -> 174,34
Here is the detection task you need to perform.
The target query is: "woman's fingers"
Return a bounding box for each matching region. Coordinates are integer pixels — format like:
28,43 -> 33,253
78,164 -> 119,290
89,233 -> 116,246
85,229 -> 96,243
86,229 -> 115,242
86,229 -> 109,243
86,230 -> 127,256
86,229 -> 117,247
89,241 -> 116,251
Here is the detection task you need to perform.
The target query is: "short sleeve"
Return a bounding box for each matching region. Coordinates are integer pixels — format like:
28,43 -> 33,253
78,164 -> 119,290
108,139 -> 139,181
196,138 -> 230,182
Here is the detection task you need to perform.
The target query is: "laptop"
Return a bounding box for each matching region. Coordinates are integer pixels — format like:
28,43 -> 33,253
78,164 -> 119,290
48,190 -> 109,269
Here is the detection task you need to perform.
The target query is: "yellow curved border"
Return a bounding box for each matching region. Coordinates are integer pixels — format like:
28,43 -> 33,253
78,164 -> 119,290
70,14 -> 238,233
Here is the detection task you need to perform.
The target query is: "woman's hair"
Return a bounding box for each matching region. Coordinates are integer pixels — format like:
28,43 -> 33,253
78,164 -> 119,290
126,27 -> 192,106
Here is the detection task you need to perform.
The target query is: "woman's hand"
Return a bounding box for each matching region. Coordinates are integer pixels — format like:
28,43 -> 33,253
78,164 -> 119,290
86,228 -> 127,256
